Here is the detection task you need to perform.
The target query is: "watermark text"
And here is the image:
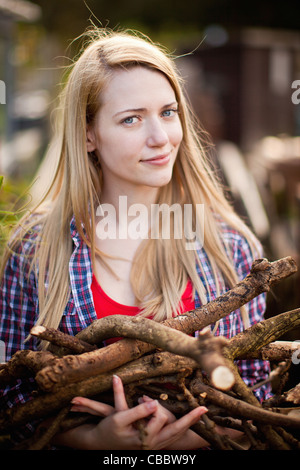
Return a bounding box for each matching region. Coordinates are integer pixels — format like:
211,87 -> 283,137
0,80 -> 5,104
292,340 -> 300,365
291,80 -> 300,105
0,340 -> 5,363
96,196 -> 204,250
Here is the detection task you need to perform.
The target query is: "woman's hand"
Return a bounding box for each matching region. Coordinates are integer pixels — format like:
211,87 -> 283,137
67,375 -> 208,450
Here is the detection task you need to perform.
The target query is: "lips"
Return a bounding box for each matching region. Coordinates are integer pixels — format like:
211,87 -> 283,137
141,153 -> 171,165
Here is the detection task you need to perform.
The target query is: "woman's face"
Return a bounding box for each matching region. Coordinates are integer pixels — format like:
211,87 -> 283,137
87,66 -> 183,197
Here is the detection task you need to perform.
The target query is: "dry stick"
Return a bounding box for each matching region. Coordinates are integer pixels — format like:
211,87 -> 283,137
19,298 -> 298,448
219,355 -> 292,449
249,361 -> 289,392
241,420 -> 266,450
2,311 -> 299,435
78,256 -> 298,343
35,256 -> 297,392
220,307 -> 300,407
225,307 -> 300,361
178,374 -> 232,450
275,426 -> 300,450
35,320 -> 234,392
255,340 -> 300,362
0,350 -> 56,386
189,380 -> 300,430
16,406 -> 71,450
1,257 -> 298,441
30,326 -> 97,355
223,311 -> 300,451
285,384 -> 300,405
0,352 -> 197,432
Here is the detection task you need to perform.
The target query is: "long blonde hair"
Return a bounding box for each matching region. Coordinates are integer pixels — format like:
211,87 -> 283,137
1,28 -> 260,330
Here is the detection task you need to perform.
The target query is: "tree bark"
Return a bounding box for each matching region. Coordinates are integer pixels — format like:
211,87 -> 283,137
1,256 -> 299,450
35,319 -> 234,392
190,380 -> 300,429
224,308 -> 300,360
248,340 -> 300,362
30,326 -> 97,354
35,257 -> 297,392
0,351 -> 197,432
0,350 -> 56,386
285,384 -> 300,405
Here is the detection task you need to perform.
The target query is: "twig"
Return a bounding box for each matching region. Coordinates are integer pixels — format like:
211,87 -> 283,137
225,308 -> 300,361
190,380 -> 300,429
249,361 -> 289,392
30,326 -> 97,355
0,350 -> 56,386
35,320 -> 234,392
0,351 -> 196,432
13,406 -> 71,450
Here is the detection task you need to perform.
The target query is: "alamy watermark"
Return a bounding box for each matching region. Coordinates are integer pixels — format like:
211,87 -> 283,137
0,80 -> 5,104
291,340 -> 300,365
0,340 -> 5,363
291,80 -> 300,105
95,196 -> 204,250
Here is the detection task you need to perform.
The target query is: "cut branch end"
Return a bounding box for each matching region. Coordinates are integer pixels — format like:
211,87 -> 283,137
211,365 -> 235,391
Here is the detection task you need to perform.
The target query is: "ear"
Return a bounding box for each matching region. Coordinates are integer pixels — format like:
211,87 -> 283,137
86,124 -> 97,153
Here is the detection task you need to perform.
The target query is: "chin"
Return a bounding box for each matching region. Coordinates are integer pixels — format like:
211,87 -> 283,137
149,171 -> 174,188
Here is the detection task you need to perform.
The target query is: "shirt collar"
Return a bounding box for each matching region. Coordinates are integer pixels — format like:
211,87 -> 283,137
70,215 -> 80,244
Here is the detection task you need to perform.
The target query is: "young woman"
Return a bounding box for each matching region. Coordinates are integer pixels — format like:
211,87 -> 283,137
0,28 -> 271,449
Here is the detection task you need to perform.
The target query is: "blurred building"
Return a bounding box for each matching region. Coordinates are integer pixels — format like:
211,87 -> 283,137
0,0 -> 42,175
179,27 -> 300,269
181,27 -> 300,152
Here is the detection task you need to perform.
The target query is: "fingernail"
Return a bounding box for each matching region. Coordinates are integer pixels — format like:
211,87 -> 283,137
199,406 -> 208,414
145,400 -> 158,411
142,395 -> 151,401
113,374 -> 119,383
71,398 -> 80,405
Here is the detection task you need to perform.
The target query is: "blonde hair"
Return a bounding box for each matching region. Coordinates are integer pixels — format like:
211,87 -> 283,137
1,28 -> 260,331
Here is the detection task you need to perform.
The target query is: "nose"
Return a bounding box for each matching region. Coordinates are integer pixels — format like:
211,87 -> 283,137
146,118 -> 169,147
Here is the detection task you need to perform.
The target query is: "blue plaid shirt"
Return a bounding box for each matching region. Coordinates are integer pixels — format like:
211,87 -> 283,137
0,215 -> 272,418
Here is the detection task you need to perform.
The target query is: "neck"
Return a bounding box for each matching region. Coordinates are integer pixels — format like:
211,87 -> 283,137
100,184 -> 160,223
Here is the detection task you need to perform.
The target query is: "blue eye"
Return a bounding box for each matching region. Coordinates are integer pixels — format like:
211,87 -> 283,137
162,109 -> 178,118
122,116 -> 138,125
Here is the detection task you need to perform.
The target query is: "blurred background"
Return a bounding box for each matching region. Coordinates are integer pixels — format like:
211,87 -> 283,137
0,0 -> 299,328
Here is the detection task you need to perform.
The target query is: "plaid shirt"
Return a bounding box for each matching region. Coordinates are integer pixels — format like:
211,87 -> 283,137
0,215 -> 271,418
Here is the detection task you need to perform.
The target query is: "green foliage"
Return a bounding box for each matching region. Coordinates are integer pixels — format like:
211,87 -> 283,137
0,176 -> 30,258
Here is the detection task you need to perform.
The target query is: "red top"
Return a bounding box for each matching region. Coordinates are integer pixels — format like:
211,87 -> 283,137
91,274 -> 195,343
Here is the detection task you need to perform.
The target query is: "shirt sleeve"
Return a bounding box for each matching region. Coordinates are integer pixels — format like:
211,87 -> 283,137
0,234 -> 40,442
0,237 -> 39,361
231,231 -> 273,402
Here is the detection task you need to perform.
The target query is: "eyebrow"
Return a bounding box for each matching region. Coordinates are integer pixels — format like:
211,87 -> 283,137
113,101 -> 178,118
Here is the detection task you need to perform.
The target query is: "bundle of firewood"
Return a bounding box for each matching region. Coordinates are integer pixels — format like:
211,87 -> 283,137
0,257 -> 300,450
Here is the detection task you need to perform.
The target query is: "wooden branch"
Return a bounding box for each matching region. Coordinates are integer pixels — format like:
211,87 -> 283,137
195,357 -> 298,450
257,341 -> 300,362
0,350 -> 56,386
1,256 -> 298,450
30,326 -> 97,355
225,308 -> 300,360
35,320 -> 234,392
249,361 -> 290,392
285,384 -> 300,405
14,406 -> 71,450
75,256 -> 297,345
178,373 -> 233,450
0,351 -> 197,432
35,257 -> 297,392
190,380 -> 300,429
